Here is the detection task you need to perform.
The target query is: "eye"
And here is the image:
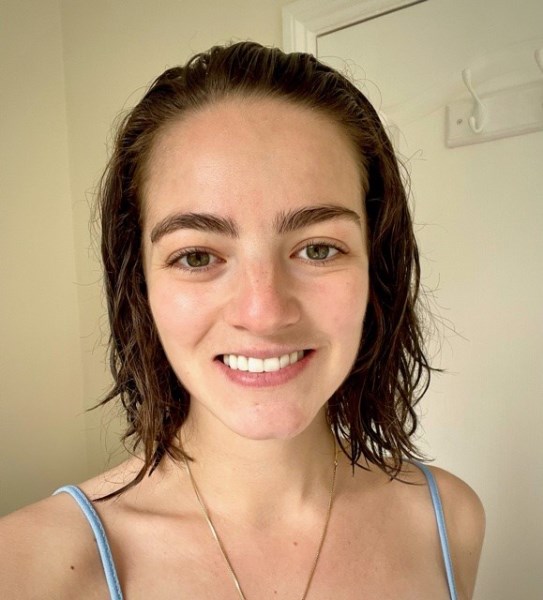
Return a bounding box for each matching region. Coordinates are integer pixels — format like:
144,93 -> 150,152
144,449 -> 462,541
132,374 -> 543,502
183,251 -> 211,268
168,248 -> 220,272
297,243 -> 342,262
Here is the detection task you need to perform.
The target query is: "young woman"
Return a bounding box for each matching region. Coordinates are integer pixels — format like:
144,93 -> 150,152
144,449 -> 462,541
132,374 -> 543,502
0,42 -> 484,599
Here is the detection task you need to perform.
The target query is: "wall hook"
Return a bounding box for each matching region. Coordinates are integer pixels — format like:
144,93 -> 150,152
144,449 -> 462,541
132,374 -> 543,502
535,48 -> 543,74
462,68 -> 488,134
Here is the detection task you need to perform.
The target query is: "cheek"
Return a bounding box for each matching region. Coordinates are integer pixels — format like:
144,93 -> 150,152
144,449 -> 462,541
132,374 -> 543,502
148,280 -> 214,347
315,273 -> 369,337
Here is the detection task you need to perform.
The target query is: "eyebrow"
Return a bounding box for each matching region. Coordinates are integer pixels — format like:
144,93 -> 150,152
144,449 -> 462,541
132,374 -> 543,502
150,204 -> 361,244
274,205 -> 361,234
150,212 -> 238,243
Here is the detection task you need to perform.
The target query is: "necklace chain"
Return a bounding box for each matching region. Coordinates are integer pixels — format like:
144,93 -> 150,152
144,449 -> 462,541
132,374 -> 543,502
183,440 -> 339,600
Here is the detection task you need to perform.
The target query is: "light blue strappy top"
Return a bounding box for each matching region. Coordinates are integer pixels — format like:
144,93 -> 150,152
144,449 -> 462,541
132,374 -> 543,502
53,461 -> 457,600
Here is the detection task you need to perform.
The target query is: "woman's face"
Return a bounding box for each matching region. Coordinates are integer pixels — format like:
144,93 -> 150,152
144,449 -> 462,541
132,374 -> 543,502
142,96 -> 369,441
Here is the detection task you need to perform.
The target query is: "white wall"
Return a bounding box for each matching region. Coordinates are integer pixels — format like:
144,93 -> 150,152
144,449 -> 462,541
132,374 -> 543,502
1,0 -> 294,515
59,0 -> 295,476
0,0 -> 88,514
403,112 -> 543,600
318,1 -> 543,598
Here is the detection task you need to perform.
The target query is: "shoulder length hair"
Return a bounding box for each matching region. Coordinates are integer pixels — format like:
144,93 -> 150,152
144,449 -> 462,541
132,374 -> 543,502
97,41 -> 431,500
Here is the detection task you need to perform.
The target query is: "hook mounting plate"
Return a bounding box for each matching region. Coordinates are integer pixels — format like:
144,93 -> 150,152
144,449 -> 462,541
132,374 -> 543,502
446,80 -> 543,147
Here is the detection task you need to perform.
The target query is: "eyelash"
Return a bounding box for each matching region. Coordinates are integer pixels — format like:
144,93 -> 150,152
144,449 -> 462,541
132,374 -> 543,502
166,241 -> 347,273
166,247 -> 219,273
296,241 -> 345,265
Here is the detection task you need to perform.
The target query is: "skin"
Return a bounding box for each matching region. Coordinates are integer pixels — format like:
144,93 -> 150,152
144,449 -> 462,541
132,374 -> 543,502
143,95 -> 369,447
0,97 -> 485,599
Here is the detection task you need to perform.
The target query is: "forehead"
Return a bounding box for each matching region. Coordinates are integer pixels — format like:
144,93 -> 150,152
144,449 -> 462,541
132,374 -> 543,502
142,96 -> 365,229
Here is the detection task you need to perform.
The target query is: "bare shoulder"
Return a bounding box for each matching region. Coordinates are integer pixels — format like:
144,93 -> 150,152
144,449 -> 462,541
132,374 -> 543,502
346,457 -> 485,598
0,492 -> 106,599
426,465 -> 486,599
426,465 -> 486,550
0,458 -> 141,600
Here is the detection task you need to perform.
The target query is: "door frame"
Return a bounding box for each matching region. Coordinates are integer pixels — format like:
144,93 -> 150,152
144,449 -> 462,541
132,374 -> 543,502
282,0 -> 426,53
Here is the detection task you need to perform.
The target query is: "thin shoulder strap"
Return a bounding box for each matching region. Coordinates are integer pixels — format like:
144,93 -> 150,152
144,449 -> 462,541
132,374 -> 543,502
411,462 -> 458,600
53,485 -> 123,600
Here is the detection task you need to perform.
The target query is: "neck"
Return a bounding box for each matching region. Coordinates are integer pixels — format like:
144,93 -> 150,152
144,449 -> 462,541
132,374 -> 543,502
175,409 -> 337,527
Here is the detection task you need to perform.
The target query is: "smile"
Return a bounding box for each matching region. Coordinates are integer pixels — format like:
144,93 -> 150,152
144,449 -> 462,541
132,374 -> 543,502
222,351 -> 305,373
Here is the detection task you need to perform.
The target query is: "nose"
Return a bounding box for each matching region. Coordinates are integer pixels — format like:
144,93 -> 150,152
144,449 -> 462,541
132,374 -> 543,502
223,258 -> 301,335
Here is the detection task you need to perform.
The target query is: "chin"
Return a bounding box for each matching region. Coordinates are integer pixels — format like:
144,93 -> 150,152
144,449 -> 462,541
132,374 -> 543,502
225,404 -> 323,441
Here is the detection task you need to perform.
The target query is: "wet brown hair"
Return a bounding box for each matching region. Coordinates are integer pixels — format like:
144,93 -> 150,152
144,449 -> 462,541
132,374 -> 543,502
96,41 -> 431,500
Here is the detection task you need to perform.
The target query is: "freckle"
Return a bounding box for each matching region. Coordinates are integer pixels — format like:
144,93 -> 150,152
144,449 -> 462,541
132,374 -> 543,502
293,541 -> 298,546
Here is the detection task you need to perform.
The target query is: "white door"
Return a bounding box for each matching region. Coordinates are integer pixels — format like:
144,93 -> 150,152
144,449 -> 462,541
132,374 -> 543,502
304,1 -> 543,598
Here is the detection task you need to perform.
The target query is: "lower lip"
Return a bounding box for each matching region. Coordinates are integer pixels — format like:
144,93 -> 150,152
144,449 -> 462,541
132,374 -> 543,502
215,351 -> 315,388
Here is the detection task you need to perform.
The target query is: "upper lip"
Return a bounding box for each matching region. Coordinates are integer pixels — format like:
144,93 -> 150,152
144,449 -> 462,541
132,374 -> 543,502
217,348 -> 312,359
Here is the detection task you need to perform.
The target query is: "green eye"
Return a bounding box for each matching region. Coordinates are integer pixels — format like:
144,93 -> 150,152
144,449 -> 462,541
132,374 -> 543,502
183,251 -> 211,268
305,244 -> 332,260
169,248 -> 219,272
297,243 -> 342,263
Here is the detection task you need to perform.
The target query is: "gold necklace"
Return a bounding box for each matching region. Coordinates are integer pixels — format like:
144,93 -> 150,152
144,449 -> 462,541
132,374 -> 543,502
183,440 -> 339,600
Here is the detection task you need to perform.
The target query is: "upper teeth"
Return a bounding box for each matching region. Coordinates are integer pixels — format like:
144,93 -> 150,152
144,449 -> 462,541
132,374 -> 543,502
223,351 -> 304,373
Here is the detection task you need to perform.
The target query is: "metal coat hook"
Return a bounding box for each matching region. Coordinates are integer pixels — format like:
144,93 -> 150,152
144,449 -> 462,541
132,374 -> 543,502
535,48 -> 543,74
462,68 -> 488,134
